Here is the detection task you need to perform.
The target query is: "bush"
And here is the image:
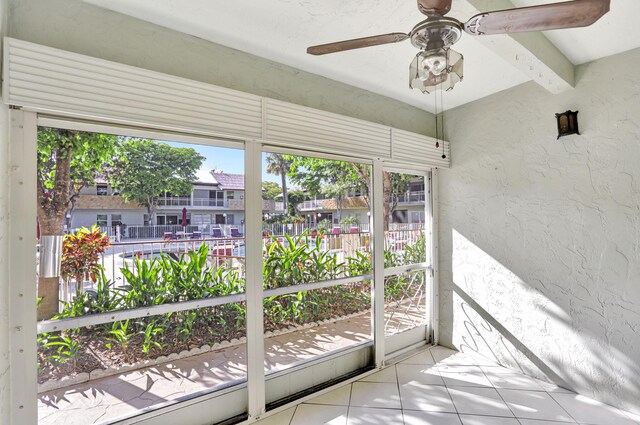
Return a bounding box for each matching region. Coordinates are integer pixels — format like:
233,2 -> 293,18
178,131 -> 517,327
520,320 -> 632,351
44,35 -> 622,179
40,232 -> 426,376
61,225 -> 111,285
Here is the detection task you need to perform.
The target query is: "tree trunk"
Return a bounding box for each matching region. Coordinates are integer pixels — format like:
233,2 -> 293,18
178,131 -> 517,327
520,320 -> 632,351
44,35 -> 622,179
281,172 -> 289,214
37,145 -> 73,320
147,200 -> 156,226
38,277 -> 61,321
382,171 -> 392,231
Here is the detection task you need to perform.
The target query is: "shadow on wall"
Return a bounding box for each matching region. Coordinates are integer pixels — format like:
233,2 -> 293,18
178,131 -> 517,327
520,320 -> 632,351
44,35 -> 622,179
440,229 -> 640,414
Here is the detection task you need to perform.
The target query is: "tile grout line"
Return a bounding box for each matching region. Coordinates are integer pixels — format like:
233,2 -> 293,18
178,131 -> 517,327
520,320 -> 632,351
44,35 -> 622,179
476,362 -> 580,425
475,359 -> 526,423
392,363 -> 409,424
545,391 -> 582,424
430,348 -> 464,423
286,404 -> 298,425
345,381 -> 354,423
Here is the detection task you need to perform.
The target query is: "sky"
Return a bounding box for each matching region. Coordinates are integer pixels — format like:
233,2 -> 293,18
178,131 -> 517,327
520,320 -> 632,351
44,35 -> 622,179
165,141 -> 290,185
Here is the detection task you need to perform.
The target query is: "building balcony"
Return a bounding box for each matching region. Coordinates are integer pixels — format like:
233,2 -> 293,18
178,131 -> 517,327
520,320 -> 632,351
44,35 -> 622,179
157,197 -> 227,208
393,190 -> 425,204
298,199 -> 330,211
156,197 -> 285,211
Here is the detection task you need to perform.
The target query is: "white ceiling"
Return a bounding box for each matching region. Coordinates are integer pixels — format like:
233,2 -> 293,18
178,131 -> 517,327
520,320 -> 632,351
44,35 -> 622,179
84,0 -> 640,113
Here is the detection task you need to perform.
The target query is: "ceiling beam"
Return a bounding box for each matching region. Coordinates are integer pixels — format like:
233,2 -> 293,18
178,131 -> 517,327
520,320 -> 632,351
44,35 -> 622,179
458,0 -> 575,93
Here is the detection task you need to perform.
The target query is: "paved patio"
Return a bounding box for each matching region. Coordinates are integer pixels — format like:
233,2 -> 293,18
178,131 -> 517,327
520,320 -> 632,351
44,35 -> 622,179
38,305 -> 426,425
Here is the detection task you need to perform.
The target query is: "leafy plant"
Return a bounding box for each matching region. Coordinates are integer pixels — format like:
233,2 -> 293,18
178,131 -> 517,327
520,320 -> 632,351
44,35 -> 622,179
175,311 -> 198,343
44,333 -> 82,368
340,216 -> 360,225
61,225 -> 111,285
316,219 -> 332,234
106,320 -> 135,360
141,321 -> 163,354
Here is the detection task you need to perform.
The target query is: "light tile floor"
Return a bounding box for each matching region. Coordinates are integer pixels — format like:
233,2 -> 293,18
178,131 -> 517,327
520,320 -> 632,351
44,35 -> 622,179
255,345 -> 640,425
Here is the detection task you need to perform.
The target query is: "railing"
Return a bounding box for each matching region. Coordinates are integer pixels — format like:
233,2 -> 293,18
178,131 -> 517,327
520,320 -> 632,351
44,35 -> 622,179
192,198 -> 226,207
297,199 -> 327,211
263,222 -> 371,236
389,222 -> 424,231
157,197 -> 191,206
393,190 -> 425,204
126,225 -> 200,239
156,197 -> 228,207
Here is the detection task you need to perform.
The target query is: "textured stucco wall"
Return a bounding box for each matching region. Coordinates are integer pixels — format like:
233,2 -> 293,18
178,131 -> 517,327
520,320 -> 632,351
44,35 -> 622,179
8,0 -> 435,137
439,47 -> 640,414
0,0 -> 11,420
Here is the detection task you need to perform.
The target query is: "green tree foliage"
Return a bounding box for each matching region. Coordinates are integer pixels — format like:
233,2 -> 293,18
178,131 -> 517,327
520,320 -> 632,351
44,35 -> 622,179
265,153 -> 292,212
108,139 -> 204,223
37,128 -> 119,234
286,155 -> 367,199
37,127 -> 119,320
286,190 -> 306,217
285,155 -> 413,228
262,181 -> 282,201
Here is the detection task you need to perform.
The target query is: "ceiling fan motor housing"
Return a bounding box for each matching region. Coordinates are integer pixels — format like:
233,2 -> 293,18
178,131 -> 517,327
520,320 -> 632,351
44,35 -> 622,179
410,17 -> 463,51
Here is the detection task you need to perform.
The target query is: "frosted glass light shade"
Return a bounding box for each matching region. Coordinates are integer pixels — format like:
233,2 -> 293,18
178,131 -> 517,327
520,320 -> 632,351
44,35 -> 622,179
410,48 -> 463,94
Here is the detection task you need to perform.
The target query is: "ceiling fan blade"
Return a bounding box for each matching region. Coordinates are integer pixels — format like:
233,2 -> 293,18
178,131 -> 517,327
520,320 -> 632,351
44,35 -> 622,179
417,0 -> 452,16
307,33 -> 409,55
464,0 -> 610,35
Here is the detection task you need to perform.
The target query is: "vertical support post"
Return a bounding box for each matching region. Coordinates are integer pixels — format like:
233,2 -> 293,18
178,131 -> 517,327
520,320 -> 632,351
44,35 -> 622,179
371,160 -> 385,367
430,169 -> 440,345
244,140 -> 265,419
8,109 -> 38,425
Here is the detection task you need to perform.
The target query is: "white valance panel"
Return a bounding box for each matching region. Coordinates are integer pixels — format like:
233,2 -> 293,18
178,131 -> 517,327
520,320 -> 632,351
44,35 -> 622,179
3,37 -> 450,168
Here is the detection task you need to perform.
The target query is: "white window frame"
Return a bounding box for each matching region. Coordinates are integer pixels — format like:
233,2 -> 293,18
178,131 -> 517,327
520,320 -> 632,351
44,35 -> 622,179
9,112 -> 438,425
96,213 -> 108,227
381,166 -> 435,357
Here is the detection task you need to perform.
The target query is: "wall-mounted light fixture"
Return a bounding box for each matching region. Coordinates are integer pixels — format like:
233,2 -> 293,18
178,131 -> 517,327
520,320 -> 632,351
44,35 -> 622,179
556,110 -> 579,139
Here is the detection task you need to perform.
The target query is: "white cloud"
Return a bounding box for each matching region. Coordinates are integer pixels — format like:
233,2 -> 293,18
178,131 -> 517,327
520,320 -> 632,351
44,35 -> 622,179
195,168 -> 214,183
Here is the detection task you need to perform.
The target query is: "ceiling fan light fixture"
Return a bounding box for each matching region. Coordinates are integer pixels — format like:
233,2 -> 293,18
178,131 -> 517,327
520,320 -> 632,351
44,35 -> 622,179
410,48 -> 463,94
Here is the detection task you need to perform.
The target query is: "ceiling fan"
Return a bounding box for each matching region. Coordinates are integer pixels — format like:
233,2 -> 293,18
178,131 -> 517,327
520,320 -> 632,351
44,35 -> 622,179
307,0 -> 610,94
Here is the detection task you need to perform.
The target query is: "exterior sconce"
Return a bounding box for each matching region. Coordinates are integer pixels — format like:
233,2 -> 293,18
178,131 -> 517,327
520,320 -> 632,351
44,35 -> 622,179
556,110 -> 579,139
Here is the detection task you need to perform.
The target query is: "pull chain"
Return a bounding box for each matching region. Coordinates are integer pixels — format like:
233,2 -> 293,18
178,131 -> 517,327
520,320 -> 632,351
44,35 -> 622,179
434,89 -> 440,148
440,86 -> 446,159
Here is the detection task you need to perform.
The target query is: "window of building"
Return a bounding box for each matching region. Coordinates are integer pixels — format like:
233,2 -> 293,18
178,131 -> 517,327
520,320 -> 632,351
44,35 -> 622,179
226,191 -> 234,200
96,184 -> 108,196
96,214 -> 108,226
111,214 -> 122,227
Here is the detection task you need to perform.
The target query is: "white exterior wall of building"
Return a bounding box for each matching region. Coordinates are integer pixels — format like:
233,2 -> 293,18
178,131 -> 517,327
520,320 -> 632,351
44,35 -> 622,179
70,210 -> 145,230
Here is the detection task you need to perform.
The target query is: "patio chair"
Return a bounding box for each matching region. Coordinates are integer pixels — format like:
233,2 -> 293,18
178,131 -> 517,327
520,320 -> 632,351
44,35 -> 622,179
350,226 -> 359,234
163,231 -> 173,241
211,228 -> 223,238
230,227 -> 243,238
331,226 -> 341,235
192,230 -> 202,240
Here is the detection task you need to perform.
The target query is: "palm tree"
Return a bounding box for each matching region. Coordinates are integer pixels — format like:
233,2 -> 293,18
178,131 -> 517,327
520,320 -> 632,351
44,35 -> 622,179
265,153 -> 291,213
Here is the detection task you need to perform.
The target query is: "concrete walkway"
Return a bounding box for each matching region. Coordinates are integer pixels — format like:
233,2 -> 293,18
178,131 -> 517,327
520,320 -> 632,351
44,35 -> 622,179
37,315 -> 375,424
